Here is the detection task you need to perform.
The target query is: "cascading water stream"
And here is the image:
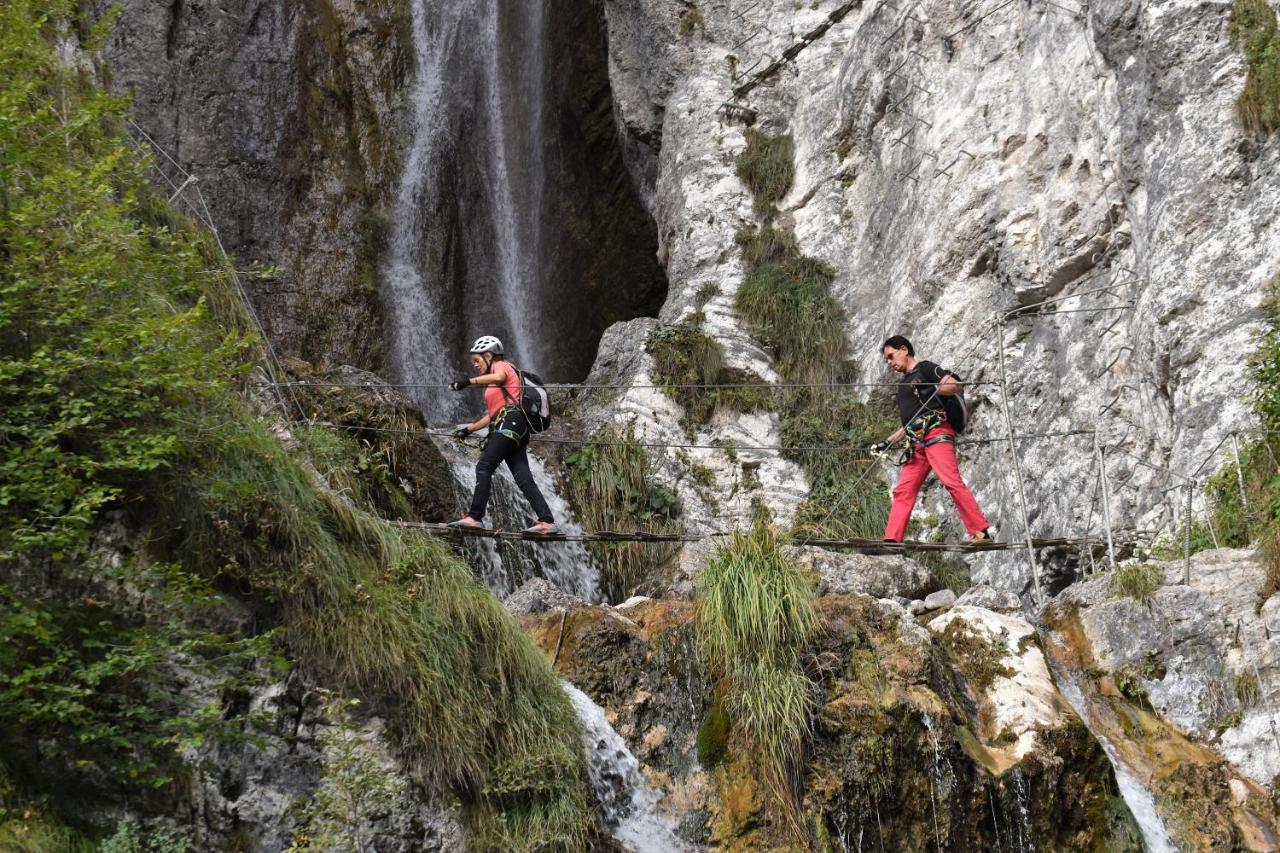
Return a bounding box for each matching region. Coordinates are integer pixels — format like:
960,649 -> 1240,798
562,682 -> 692,852
383,0 -> 602,600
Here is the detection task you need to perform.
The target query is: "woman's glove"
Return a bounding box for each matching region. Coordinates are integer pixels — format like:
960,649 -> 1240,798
450,377 -> 471,391
451,425 -> 470,439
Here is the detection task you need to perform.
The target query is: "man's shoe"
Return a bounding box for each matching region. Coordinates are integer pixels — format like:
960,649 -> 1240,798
447,516 -> 482,529
969,529 -> 995,544
523,521 -> 558,535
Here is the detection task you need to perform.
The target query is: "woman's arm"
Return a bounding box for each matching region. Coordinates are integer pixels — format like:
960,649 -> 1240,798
466,412 -> 492,434
468,366 -> 509,386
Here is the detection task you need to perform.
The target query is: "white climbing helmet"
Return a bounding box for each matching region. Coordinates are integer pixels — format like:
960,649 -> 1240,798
469,335 -> 504,355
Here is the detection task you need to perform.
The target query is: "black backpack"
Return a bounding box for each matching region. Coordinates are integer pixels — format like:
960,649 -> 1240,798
501,366 -> 552,433
914,367 -> 968,435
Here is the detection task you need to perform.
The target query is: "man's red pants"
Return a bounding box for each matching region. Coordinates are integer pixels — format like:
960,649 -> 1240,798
883,426 -> 990,541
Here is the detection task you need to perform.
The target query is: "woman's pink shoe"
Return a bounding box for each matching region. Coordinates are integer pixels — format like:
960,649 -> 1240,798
523,521 -> 558,535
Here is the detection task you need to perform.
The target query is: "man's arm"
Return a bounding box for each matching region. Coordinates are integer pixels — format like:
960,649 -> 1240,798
937,372 -> 962,396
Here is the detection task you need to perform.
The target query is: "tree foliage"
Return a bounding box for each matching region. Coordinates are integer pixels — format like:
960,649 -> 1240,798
0,0 -> 250,562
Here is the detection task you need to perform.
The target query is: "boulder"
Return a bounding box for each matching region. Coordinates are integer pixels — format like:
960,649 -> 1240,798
955,584 -> 1022,613
793,546 -> 937,600
923,588 -> 957,612
504,578 -> 587,615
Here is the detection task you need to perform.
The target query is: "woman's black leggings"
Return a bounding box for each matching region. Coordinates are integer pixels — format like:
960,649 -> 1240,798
467,417 -> 553,523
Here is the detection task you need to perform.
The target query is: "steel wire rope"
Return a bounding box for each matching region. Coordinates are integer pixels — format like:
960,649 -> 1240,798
270,378 -> 1004,391
127,120 -> 304,422
303,419 -> 1095,454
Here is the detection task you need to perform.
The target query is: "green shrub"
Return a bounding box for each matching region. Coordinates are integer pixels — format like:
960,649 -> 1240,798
0,566 -> 275,792
697,523 -> 815,817
1208,273 -> 1280,604
1230,0 -> 1280,136
100,821 -> 188,853
564,426 -> 681,602
646,321 -> 772,428
0,2 -> 251,562
735,129 -> 795,216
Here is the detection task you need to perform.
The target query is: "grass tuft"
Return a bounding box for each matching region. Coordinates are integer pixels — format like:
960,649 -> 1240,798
735,129 -> 795,216
563,426 -> 681,602
697,522 -> 815,824
1230,0 -> 1280,136
645,321 -> 772,429
1111,562 -> 1163,601
734,224 -> 849,385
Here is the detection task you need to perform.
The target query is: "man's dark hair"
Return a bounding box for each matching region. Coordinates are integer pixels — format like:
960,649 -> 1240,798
882,335 -> 914,356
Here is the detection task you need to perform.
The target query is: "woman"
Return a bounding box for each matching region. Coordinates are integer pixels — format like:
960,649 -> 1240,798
447,335 -> 557,534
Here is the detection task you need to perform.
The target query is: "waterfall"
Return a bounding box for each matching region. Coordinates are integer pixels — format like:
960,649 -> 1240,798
384,0 -> 604,600
383,0 -> 464,419
562,682 -> 692,852
433,434 -> 600,601
384,0 -> 553,420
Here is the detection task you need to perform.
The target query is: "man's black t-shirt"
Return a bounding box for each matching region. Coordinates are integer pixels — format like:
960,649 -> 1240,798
896,360 -> 951,426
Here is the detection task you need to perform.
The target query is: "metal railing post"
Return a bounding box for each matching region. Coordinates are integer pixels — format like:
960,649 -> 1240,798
1231,432 -> 1250,537
1093,432 -> 1116,571
996,320 -> 1042,601
1183,481 -> 1194,585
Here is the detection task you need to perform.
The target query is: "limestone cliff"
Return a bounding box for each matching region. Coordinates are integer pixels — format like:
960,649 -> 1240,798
596,0 -> 1280,594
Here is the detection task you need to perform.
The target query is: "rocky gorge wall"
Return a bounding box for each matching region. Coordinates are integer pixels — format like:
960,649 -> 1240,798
595,0 -> 1280,594
70,0 -> 1280,848
105,0 -> 668,384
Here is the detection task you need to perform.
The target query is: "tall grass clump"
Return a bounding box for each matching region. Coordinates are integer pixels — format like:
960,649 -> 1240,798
735,129 -> 795,215
1,7 -> 592,846
564,426 -> 680,602
733,132 -> 892,547
697,522 -> 816,830
1230,0 -> 1280,136
646,320 -> 772,429
162,412 -> 592,849
734,224 -> 849,385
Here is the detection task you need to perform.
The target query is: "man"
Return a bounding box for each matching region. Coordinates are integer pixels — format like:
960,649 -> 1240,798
872,335 -> 992,543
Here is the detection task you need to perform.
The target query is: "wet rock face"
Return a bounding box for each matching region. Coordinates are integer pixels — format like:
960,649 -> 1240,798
520,594 -> 1132,849
1051,549 -> 1280,770
1043,549 -> 1280,850
104,0 -> 410,371
596,0 -> 1280,594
